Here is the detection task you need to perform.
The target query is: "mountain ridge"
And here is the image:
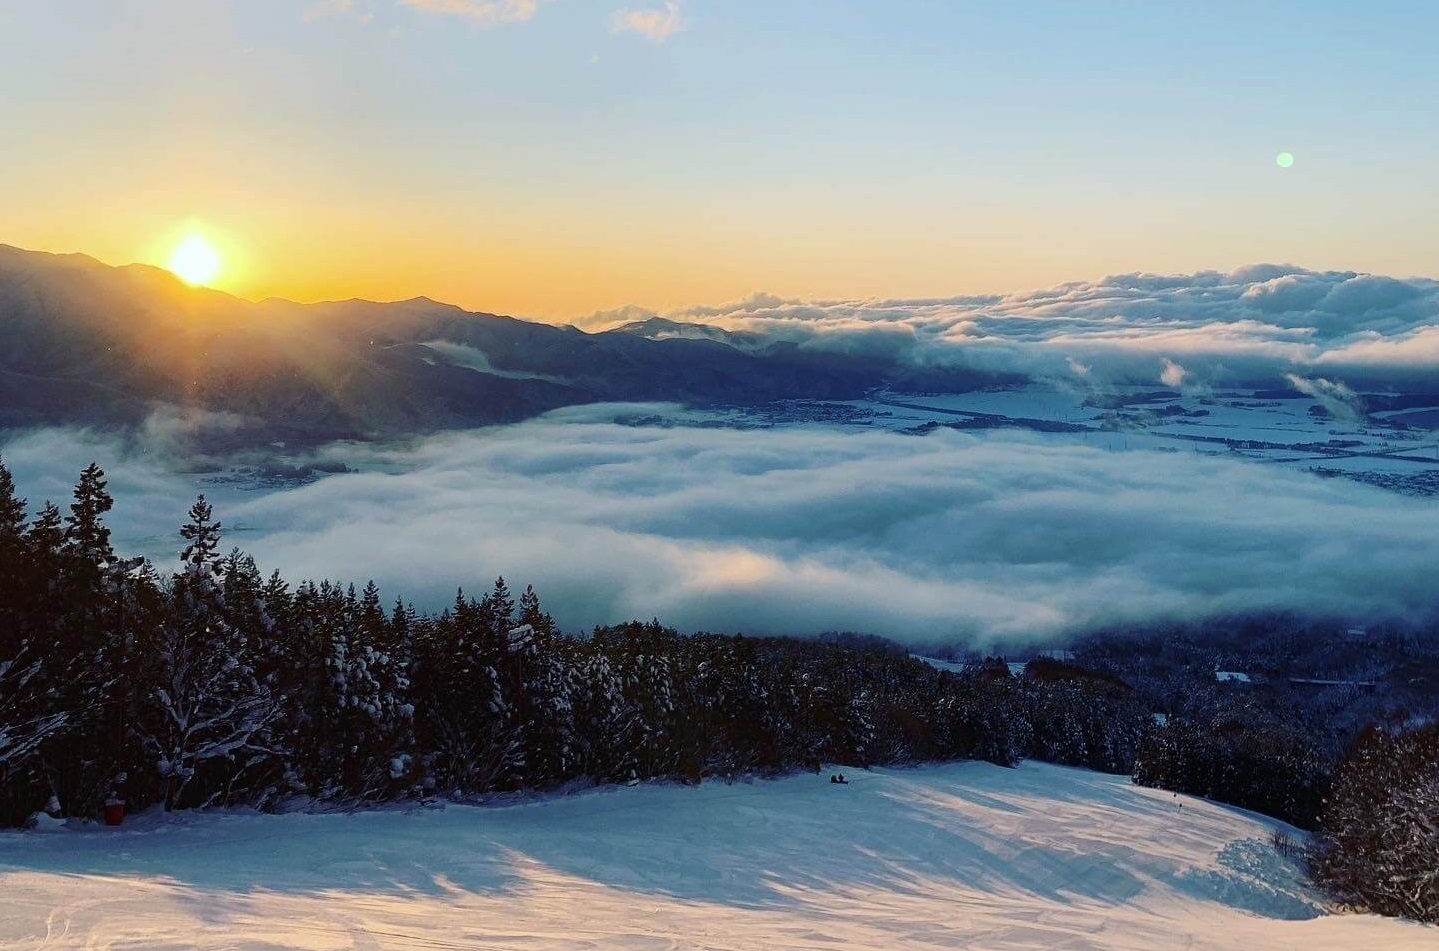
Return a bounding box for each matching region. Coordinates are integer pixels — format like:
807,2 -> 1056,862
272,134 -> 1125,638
2,243 -> 989,449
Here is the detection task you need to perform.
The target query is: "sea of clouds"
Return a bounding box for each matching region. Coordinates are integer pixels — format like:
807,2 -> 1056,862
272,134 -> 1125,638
586,265 -> 1439,393
3,402 -> 1436,643
4,265 -> 1436,642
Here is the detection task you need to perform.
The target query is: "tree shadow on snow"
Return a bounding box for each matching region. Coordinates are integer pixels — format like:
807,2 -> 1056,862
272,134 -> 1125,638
0,761 -> 1324,921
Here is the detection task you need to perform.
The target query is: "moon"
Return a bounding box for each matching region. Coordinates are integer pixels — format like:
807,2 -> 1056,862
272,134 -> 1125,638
167,234 -> 222,286
1275,152 -> 1295,169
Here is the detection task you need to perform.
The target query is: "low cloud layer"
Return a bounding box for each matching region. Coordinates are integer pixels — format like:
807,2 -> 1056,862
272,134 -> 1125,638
5,409 -> 1436,643
587,266 -> 1439,390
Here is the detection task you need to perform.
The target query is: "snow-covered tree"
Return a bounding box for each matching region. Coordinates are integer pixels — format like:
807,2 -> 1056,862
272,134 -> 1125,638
502,614 -> 578,788
0,460 -> 57,770
136,498 -> 279,810
411,589 -> 518,794
1313,723 -> 1439,922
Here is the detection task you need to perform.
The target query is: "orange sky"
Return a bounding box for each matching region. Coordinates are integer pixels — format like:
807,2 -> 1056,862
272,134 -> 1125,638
3,2 -> 1437,322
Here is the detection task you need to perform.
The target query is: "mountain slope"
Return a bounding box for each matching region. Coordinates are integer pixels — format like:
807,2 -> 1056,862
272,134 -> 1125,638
0,761 -> 1424,950
0,244 -> 897,446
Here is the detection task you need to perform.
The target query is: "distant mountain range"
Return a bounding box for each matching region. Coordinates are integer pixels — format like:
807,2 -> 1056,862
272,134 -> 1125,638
0,244 -> 1008,449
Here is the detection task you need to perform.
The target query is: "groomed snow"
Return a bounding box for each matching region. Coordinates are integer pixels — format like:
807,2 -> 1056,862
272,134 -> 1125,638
0,762 -> 1427,950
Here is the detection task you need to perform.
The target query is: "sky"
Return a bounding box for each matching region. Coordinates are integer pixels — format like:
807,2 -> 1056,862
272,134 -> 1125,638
2,1 -> 1437,321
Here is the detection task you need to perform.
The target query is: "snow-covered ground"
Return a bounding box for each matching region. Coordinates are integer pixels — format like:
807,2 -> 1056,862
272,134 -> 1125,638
0,762 -> 1425,950
676,384 -> 1439,495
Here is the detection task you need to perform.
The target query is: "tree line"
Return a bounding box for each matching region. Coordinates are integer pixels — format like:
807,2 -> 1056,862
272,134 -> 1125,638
0,459 -> 1432,922
0,460 -> 1152,824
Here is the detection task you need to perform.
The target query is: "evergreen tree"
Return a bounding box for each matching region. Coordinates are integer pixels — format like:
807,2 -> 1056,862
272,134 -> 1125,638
481,576 -> 515,635
27,502 -> 64,563
136,501 -> 278,810
0,462 -> 63,777
412,589 -> 516,794
64,463 -> 114,568
1312,724 -> 1439,922
518,584 -> 556,636
179,496 -> 222,573
38,467 -> 126,819
0,458 -> 25,541
500,589 -> 575,787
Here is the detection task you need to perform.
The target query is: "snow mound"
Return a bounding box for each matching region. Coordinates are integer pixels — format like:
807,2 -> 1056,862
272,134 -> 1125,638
0,761 -> 1428,949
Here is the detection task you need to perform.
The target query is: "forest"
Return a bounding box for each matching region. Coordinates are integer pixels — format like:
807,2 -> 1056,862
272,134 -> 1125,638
0,459 -> 1434,923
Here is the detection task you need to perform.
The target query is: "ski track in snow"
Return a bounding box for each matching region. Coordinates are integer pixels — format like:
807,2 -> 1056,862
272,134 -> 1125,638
0,762 -> 1427,950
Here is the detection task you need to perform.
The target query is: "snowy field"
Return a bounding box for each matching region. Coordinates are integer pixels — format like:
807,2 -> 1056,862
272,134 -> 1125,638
713,384 -> 1439,495
0,762 -> 1426,950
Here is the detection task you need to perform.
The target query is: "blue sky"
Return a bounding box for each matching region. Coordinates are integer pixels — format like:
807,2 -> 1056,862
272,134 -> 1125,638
2,1 -> 1436,317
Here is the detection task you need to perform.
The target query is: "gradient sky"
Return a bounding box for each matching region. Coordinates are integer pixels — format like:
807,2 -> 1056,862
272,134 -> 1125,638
2,1 -> 1436,321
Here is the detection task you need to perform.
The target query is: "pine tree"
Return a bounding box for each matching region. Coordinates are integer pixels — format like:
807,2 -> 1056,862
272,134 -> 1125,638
501,588 -> 575,787
64,463 -> 114,568
38,468 -> 126,819
179,496 -> 222,573
27,502 -> 64,562
1313,724 -> 1439,922
413,589 -> 518,794
0,458 -> 25,541
481,576 -> 515,636
0,463 -> 63,775
136,503 -> 278,810
323,580 -> 414,798
518,584 -> 556,636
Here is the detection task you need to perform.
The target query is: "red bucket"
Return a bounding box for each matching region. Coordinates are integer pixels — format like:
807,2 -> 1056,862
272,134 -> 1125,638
103,800 -> 125,826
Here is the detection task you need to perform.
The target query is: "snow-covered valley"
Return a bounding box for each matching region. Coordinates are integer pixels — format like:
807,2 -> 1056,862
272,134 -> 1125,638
665,384 -> 1439,497
0,761 -> 1425,950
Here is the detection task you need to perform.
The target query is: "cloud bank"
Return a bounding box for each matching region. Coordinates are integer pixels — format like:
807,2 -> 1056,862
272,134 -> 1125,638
5,409 -> 1436,643
588,266 -> 1439,390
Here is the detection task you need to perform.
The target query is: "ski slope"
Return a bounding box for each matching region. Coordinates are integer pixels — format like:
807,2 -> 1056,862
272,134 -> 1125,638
0,762 -> 1426,950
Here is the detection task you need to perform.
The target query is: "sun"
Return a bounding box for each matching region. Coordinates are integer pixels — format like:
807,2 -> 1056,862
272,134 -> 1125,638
167,234 -> 222,286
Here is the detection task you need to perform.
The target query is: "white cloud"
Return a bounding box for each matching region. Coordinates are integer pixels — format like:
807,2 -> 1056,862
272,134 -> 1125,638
1159,359 -> 1188,389
1284,374 -> 1364,421
596,266 -> 1439,387
419,339 -> 572,384
1318,325 -> 1439,370
608,2 -> 684,42
401,0 -> 552,26
6,409 -> 1437,644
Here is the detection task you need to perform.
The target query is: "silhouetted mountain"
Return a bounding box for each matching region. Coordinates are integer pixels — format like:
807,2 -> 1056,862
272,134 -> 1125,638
0,244 -> 1019,448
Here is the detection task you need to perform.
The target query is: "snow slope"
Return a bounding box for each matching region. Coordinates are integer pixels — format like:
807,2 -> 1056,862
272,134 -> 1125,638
0,762 -> 1426,950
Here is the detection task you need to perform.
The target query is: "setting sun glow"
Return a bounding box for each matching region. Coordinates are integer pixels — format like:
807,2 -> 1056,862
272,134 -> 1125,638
167,234 -> 222,286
